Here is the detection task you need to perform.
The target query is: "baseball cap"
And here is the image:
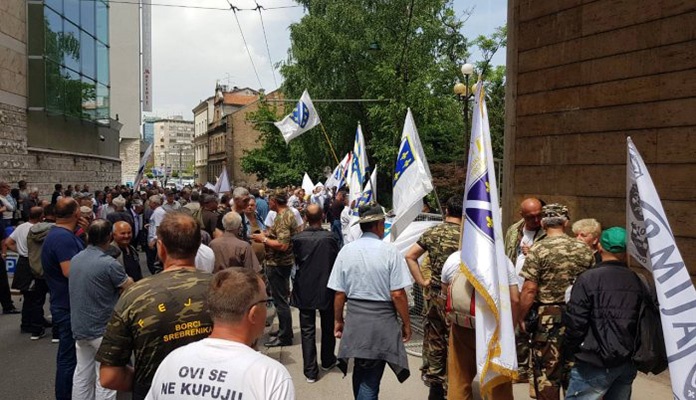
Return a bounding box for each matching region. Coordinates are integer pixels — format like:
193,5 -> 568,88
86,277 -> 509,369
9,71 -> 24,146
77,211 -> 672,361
600,227 -> 627,253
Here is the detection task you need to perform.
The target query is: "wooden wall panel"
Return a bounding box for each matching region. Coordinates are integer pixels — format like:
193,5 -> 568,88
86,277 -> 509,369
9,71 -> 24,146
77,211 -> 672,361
518,0 -> 583,23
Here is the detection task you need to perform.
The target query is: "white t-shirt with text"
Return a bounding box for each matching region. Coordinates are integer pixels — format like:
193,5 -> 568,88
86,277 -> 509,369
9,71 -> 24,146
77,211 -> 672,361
146,338 -> 295,400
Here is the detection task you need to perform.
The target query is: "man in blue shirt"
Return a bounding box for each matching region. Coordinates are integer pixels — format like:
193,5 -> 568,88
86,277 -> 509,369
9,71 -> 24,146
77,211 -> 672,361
41,197 -> 85,400
328,203 -> 413,399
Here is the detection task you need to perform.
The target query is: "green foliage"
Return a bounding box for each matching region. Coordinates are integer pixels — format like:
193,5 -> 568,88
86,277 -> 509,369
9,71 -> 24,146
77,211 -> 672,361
241,1 -> 507,206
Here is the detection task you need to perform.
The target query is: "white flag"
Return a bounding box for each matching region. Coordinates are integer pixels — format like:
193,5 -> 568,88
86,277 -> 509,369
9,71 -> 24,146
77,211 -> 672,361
369,165 -> 377,203
325,153 -> 350,190
213,168 -> 230,194
301,172 -> 315,195
460,83 -> 516,397
274,90 -> 321,143
391,108 -> 433,239
133,143 -> 153,190
356,166 -> 377,208
348,124 -> 368,206
627,137 -> 696,400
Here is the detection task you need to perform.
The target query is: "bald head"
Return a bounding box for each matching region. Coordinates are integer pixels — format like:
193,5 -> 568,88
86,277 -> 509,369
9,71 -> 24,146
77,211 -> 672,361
28,206 -> 43,222
55,197 -> 79,221
519,198 -> 543,230
306,204 -> 323,226
112,221 -> 132,248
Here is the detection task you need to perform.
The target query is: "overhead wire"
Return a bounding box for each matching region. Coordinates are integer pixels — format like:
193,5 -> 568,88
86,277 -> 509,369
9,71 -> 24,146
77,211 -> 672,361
227,0 -> 264,89
254,1 -> 279,88
94,0 -> 300,12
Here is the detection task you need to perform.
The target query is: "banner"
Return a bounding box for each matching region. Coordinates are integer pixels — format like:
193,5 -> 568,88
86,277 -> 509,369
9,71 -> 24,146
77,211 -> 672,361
274,90 -> 320,143
626,137 -> 696,400
142,0 -> 152,111
213,167 -> 230,194
460,83 -> 517,396
133,143 -> 153,190
391,108 -> 433,239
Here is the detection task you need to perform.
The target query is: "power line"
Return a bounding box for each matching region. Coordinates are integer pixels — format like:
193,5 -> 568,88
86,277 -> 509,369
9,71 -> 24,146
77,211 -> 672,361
93,0 -> 300,12
255,1 -> 278,88
227,0 -> 264,89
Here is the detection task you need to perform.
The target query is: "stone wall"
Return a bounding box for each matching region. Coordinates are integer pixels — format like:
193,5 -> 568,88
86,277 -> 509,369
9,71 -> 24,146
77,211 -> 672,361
119,138 -> 141,184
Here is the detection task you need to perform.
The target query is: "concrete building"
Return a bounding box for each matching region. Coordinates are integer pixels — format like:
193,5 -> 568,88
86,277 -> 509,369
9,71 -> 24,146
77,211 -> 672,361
503,1 -> 696,280
1,0 -> 121,195
192,97 -> 213,184
142,116 -> 157,145
153,117 -> 194,178
110,1 -> 143,185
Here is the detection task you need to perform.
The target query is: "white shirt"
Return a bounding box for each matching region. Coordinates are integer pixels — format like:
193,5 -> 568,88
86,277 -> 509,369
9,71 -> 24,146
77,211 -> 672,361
514,228 -> 536,288
9,221 -> 34,257
148,206 -> 167,244
0,195 -> 15,220
441,251 -> 517,287
146,338 -> 295,400
195,244 -> 215,273
264,208 -> 303,228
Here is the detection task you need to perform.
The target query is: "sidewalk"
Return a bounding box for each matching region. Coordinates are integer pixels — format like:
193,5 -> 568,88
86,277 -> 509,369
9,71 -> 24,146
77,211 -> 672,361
261,308 -> 673,399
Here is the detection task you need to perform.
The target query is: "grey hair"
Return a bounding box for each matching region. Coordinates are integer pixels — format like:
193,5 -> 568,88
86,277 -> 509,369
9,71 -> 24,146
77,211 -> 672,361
542,216 -> 568,228
232,187 -> 249,200
572,218 -> 601,238
222,211 -> 242,232
148,195 -> 162,205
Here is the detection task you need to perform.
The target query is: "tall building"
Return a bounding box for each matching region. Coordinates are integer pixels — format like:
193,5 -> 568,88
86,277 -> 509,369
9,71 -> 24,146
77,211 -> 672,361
0,0 -> 121,194
503,0 -> 696,279
192,97 -> 213,184
153,117 -> 194,177
142,116 -> 158,145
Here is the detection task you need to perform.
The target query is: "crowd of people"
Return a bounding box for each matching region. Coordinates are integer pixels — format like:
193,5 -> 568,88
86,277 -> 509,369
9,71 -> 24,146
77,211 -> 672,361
0,179 -> 651,400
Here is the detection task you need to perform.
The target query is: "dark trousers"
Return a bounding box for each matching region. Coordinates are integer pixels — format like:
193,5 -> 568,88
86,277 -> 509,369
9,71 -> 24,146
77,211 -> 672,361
352,359 -> 386,400
53,308 -> 76,400
144,244 -> 161,275
299,308 -> 336,380
267,265 -> 293,342
21,279 -> 50,335
0,254 -> 15,311
331,220 -> 343,248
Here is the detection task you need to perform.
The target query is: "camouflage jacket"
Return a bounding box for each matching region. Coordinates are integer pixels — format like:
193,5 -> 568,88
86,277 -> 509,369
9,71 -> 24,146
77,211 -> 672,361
266,208 -> 299,267
504,218 -> 546,265
519,234 -> 594,304
417,221 -> 461,285
95,268 -> 213,391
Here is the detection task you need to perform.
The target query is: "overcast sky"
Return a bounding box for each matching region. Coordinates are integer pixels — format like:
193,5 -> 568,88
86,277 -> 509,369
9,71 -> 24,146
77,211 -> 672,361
148,0 -> 507,118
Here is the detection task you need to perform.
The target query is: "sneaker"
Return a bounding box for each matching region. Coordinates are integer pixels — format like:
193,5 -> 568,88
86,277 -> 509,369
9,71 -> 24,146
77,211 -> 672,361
306,378 -> 316,384
321,360 -> 338,371
30,330 -> 46,340
51,337 -> 60,343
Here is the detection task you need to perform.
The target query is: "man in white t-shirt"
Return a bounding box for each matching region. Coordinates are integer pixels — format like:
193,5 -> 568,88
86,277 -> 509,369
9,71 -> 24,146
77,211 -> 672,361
440,251 -> 520,399
146,268 -> 295,400
263,207 -> 303,229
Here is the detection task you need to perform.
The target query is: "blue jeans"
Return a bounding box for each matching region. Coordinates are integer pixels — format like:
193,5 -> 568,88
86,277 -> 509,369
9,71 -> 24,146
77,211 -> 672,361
53,309 -> 76,400
352,359 -> 386,400
565,360 -> 637,400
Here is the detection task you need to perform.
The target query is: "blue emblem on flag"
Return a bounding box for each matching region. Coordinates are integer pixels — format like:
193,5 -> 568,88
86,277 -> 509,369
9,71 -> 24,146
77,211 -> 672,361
465,174 -> 494,241
290,101 -> 310,128
352,154 -> 363,185
393,137 -> 416,187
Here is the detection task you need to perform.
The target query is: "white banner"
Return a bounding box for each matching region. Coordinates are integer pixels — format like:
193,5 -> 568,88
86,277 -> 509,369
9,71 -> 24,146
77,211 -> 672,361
460,83 -> 516,396
214,168 -> 230,194
274,90 -> 320,143
391,108 -> 433,239
141,0 -> 152,112
133,142 -> 153,190
626,137 -> 696,399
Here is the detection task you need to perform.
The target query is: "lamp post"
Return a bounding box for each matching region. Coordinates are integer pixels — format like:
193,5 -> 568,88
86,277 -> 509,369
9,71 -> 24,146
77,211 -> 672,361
454,63 -> 475,166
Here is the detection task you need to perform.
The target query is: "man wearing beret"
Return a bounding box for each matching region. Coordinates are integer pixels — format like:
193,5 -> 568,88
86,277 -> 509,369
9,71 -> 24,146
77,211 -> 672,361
518,204 -> 595,400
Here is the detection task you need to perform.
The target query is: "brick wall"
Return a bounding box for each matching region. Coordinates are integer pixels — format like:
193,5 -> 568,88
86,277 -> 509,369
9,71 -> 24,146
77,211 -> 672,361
503,0 -> 696,281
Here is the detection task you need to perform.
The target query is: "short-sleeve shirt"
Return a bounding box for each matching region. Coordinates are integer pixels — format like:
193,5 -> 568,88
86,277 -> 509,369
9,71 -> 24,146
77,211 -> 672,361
416,222 -> 461,284
41,226 -> 85,312
69,246 -> 129,340
520,234 -> 595,304
96,268 -> 213,394
9,221 -> 33,257
146,338 -> 295,400
441,251 -> 518,286
266,209 -> 299,267
327,232 -> 412,301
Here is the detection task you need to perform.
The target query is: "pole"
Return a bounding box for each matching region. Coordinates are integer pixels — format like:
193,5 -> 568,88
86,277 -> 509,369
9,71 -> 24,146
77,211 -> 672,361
319,123 -> 341,165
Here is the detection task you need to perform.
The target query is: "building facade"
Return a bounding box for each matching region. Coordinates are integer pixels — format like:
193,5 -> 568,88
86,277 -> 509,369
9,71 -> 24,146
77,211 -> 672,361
1,0 -> 121,195
142,116 -> 157,145
192,97 -> 213,184
503,0 -> 696,280
153,117 -> 194,178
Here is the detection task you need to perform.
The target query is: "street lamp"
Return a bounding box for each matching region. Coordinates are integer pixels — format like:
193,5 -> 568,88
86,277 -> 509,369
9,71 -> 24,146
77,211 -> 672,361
454,63 -> 475,165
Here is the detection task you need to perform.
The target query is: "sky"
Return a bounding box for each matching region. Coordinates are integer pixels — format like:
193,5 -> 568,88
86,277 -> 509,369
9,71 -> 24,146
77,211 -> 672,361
147,0 -> 507,118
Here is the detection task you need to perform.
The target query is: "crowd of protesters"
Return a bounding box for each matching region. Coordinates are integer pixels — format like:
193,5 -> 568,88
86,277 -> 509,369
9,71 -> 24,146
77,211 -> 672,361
0,179 -> 651,400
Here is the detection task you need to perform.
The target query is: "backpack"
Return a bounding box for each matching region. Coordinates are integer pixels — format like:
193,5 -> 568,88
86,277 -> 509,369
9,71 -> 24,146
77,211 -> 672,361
632,273 -> 668,375
446,271 -> 476,329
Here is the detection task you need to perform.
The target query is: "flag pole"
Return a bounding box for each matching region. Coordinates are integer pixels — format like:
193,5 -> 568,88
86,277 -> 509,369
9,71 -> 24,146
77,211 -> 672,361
319,123 -> 340,165
432,187 -> 445,217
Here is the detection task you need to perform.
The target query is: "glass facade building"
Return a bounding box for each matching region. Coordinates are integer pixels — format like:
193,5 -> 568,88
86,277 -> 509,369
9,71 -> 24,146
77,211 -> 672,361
27,0 -> 110,123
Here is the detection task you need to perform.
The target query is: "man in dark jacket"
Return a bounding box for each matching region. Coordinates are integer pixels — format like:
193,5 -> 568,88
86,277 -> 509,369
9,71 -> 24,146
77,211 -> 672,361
291,203 -> 339,383
563,227 -> 645,400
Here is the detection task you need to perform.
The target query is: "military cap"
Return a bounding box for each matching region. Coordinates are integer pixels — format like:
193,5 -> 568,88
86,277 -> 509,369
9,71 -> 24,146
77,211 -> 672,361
542,203 -> 569,219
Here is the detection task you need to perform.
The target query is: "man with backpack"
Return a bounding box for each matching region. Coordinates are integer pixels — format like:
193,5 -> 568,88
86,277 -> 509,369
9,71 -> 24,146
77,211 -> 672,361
563,227 -> 652,399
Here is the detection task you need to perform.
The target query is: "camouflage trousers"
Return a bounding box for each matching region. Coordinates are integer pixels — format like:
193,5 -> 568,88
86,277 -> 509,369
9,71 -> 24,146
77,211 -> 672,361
421,290 -> 450,387
530,305 -> 571,400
